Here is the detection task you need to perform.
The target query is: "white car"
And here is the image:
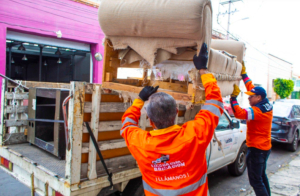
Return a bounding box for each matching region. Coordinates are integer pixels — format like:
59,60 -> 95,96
207,111 -> 247,176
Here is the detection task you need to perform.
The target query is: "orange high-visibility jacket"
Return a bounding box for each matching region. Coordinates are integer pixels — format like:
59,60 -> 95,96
230,74 -> 273,150
121,73 -> 223,196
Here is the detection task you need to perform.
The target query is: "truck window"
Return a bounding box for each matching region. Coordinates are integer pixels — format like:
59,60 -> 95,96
292,105 -> 300,118
216,113 -> 230,131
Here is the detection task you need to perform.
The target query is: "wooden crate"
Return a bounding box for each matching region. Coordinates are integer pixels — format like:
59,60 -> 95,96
101,40 -> 205,104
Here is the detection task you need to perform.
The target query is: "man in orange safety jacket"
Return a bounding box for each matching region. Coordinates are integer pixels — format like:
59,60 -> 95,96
120,43 -> 224,196
230,62 -> 273,196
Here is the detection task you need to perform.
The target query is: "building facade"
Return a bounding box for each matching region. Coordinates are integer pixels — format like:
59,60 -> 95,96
0,0 -> 104,87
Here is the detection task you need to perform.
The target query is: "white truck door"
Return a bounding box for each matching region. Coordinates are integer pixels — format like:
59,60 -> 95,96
207,112 -> 240,173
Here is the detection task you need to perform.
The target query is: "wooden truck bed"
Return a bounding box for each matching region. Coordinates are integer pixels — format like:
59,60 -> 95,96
0,79 -> 194,195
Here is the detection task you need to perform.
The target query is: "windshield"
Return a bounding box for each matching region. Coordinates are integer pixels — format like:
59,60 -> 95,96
273,104 -> 292,118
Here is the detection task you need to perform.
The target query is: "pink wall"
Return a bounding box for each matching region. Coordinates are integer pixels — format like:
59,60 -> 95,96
0,0 -> 105,83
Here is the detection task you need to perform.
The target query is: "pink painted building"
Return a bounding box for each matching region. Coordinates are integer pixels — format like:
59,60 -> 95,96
0,0 -> 105,86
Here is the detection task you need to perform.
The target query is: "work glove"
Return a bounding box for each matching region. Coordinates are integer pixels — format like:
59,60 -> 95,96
231,84 -> 241,98
139,86 -> 159,101
193,43 -> 208,70
241,61 -> 247,75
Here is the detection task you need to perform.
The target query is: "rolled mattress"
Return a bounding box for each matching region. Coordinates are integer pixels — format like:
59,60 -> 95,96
98,0 -> 212,66
211,39 -> 246,63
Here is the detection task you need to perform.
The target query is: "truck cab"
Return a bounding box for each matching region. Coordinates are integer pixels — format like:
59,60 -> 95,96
207,111 -> 247,176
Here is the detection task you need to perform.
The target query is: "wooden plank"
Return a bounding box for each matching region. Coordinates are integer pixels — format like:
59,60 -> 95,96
70,168 -> 141,195
80,155 -> 136,179
85,93 -> 92,102
109,57 -> 120,68
6,92 -> 28,100
112,79 -> 142,86
105,73 -> 112,82
84,83 -> 93,94
6,105 -> 28,114
83,121 -> 122,133
84,112 -> 124,122
3,133 -> 27,145
81,147 -> 131,163
86,92 -> 124,102
84,102 -> 130,113
149,80 -> 188,93
82,130 -> 122,143
101,94 -> 123,102
5,120 -> 28,127
82,139 -> 126,153
102,40 -> 119,83
82,117 -> 186,142
88,85 -> 101,180
188,78 -> 205,104
65,82 -> 85,185
11,81 -> 70,89
102,82 -> 192,101
120,61 -> 140,68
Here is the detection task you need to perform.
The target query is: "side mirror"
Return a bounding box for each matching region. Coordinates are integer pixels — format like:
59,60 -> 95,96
232,119 -> 240,129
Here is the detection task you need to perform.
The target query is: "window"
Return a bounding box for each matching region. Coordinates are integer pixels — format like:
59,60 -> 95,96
292,105 -> 300,118
296,80 -> 300,87
216,113 -> 231,131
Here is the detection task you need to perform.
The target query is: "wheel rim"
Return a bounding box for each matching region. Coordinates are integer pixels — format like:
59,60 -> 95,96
293,133 -> 298,149
238,151 -> 246,170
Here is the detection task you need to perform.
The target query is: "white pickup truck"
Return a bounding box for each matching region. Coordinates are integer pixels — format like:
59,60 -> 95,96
0,80 -> 247,196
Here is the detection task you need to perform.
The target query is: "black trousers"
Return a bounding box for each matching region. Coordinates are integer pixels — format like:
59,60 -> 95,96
246,147 -> 271,196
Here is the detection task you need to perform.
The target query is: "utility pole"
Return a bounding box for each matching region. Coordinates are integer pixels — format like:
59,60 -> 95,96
219,0 -> 242,40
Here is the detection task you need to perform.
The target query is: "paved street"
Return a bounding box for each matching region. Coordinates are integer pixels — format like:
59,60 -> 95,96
0,142 -> 299,196
0,168 -> 31,196
247,153 -> 300,196
208,142 -> 300,196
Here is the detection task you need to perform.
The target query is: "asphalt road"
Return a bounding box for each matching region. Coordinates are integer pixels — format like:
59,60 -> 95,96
208,142 -> 300,196
0,142 -> 299,196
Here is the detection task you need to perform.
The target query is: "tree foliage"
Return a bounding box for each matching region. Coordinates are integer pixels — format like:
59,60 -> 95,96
273,78 -> 294,99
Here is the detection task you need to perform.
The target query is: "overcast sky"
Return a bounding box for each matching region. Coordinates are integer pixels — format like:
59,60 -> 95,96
212,0 -> 300,74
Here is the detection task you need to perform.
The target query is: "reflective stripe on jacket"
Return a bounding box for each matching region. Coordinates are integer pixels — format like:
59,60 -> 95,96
121,73 -> 223,196
230,73 -> 272,150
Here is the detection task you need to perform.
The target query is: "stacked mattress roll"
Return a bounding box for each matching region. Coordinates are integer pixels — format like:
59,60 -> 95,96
98,0 -> 212,66
98,0 -> 245,97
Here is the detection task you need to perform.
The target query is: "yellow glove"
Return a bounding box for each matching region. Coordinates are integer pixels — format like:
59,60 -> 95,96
231,84 -> 241,97
241,61 -> 247,75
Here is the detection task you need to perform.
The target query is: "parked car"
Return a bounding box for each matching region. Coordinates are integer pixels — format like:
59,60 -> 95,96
223,98 -> 234,116
272,102 -> 300,151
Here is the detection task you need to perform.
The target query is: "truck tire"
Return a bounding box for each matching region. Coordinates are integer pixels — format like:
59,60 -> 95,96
227,142 -> 247,176
287,131 -> 298,152
122,177 -> 145,196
